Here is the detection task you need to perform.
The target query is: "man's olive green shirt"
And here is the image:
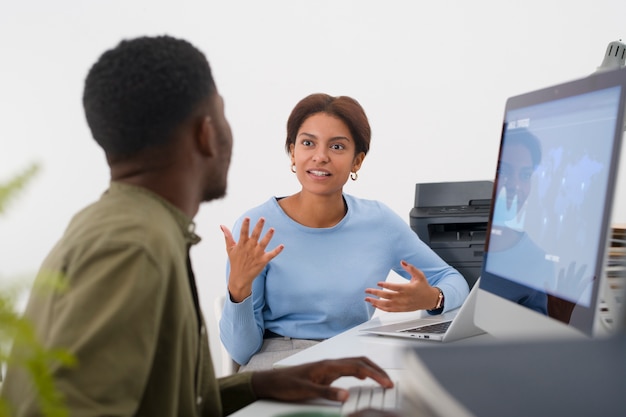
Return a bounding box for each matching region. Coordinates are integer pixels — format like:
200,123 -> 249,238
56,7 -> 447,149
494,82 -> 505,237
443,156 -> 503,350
1,182 -> 256,416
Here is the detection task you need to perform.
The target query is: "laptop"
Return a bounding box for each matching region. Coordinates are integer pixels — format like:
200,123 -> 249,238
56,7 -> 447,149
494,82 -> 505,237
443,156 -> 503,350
360,278 -> 485,342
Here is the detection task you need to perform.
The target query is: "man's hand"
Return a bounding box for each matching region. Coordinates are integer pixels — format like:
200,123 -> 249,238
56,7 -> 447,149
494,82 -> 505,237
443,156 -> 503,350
250,357 -> 394,403
547,262 -> 590,323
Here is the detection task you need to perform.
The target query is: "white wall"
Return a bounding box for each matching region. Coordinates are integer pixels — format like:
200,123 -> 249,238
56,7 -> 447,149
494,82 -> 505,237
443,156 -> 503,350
1,0 -> 625,376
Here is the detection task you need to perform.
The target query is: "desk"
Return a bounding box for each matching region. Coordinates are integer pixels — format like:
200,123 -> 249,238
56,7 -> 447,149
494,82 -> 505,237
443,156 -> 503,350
230,309 -> 495,416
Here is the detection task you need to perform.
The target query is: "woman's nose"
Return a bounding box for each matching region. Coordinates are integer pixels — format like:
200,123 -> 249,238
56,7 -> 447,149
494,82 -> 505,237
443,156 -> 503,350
312,149 -> 329,162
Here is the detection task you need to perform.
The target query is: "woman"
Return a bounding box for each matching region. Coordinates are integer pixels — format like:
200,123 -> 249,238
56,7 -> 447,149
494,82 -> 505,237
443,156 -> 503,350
219,93 -> 469,371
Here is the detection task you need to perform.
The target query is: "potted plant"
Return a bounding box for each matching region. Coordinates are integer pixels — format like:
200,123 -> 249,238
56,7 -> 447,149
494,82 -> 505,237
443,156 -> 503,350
0,164 -> 74,417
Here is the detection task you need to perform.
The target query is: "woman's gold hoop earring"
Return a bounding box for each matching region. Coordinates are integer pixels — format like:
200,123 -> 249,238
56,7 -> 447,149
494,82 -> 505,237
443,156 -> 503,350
350,172 -> 358,181
291,164 -> 296,173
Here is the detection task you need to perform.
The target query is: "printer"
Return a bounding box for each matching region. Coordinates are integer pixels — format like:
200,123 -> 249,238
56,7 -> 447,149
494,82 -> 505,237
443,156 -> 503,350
410,180 -> 493,289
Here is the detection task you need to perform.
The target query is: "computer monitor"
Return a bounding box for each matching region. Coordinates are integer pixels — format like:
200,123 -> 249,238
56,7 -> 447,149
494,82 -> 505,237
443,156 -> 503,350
474,67 -> 626,340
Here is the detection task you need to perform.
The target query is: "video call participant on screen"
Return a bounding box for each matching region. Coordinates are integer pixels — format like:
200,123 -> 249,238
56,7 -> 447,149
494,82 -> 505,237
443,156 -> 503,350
219,93 -> 469,372
0,35 -> 394,417
485,128 -> 551,315
485,128 -> 588,324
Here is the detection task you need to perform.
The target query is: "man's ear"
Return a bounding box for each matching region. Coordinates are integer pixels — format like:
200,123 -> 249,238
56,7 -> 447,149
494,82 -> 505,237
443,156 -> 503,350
196,116 -> 215,157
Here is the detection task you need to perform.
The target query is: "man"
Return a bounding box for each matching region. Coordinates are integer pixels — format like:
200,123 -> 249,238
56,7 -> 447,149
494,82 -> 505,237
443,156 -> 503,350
0,35 -> 392,416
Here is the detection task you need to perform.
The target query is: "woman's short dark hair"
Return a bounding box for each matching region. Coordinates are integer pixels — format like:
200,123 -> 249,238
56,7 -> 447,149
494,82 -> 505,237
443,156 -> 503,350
285,93 -> 371,156
83,35 -> 216,159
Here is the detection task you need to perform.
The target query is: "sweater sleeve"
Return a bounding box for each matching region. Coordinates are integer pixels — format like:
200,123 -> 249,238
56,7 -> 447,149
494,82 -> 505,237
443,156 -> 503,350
219,293 -> 266,365
218,215 -> 267,366
383,202 -> 470,313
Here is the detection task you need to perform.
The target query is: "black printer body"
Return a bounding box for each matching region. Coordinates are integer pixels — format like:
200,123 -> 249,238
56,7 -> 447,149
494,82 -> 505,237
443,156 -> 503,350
410,181 -> 493,289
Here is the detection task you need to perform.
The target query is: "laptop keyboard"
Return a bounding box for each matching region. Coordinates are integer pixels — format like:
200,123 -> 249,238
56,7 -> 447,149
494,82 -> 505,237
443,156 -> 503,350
340,384 -> 400,415
401,320 -> 452,334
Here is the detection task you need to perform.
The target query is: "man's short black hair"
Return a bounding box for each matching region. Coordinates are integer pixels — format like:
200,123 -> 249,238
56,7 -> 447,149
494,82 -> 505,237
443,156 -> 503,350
83,35 -> 216,158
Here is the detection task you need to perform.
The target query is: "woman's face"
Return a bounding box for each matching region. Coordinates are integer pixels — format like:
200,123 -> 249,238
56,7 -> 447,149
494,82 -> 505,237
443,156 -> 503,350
498,141 -> 534,212
290,112 -> 365,197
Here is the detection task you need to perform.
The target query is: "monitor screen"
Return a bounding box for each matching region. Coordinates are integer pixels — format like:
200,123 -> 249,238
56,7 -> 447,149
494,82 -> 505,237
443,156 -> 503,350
475,68 -> 626,340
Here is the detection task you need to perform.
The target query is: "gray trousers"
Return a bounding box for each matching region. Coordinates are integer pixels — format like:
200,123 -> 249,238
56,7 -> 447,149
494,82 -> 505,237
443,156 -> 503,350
238,338 -> 322,372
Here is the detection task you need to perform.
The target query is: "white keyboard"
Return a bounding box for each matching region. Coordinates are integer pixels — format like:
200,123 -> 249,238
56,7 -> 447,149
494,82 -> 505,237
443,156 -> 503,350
340,383 -> 400,415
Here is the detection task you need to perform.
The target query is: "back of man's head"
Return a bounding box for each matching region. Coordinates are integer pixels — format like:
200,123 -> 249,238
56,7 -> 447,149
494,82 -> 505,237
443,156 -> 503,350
83,35 -> 216,160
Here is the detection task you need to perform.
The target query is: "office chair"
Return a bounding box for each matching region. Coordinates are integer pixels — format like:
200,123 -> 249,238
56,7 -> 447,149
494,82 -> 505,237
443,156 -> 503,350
213,295 -> 240,376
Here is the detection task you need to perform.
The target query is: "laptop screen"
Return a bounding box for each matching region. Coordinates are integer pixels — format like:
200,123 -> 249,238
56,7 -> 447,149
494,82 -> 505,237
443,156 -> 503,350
480,69 -> 626,336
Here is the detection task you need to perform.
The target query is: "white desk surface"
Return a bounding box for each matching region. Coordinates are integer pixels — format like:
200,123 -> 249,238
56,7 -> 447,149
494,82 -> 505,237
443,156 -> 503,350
230,309 -> 496,416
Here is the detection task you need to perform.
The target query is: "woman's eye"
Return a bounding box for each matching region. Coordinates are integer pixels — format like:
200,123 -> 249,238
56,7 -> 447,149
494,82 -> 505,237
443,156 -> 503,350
330,143 -> 345,150
301,140 -> 313,147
